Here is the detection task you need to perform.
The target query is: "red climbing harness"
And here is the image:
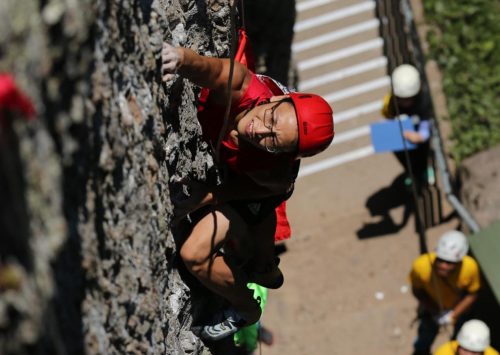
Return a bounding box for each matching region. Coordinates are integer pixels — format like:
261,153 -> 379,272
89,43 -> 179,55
235,28 -> 256,73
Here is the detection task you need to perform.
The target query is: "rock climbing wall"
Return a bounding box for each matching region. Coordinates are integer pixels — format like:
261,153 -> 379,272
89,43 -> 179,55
0,0 -> 234,353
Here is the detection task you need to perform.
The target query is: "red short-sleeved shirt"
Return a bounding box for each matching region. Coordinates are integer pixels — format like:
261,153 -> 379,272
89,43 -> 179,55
0,74 -> 35,127
197,72 -> 292,242
197,72 -> 288,174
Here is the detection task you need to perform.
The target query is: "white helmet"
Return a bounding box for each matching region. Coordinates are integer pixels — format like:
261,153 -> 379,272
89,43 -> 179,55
392,64 -> 421,98
435,231 -> 469,262
457,320 -> 490,352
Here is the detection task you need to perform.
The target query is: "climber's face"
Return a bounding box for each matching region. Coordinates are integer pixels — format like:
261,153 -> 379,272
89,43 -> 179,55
236,97 -> 299,154
434,258 -> 459,277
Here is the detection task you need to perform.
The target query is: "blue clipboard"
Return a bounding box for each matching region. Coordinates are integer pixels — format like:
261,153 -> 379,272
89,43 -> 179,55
370,118 -> 417,153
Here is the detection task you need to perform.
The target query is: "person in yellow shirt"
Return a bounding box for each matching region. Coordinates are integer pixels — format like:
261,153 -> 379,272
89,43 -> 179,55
434,320 -> 498,355
382,65 -> 431,121
409,231 -> 481,355
381,64 -> 432,188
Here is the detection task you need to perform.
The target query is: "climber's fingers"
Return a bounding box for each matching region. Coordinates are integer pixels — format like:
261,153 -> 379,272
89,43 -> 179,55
162,61 -> 178,81
163,73 -> 176,81
162,42 -> 177,58
162,42 -> 179,82
162,62 -> 177,72
162,41 -> 174,50
162,49 -> 177,61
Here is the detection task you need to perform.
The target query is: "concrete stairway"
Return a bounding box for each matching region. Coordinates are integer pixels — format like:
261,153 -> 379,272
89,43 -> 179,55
293,0 -> 389,178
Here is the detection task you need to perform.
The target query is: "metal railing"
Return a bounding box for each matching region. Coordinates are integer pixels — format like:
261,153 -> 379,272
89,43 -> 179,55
384,0 -> 481,233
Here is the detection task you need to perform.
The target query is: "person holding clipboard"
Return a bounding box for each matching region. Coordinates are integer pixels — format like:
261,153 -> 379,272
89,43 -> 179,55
380,64 -> 432,188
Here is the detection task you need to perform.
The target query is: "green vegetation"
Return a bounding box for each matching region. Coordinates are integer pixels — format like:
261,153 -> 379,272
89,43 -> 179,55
424,0 -> 500,161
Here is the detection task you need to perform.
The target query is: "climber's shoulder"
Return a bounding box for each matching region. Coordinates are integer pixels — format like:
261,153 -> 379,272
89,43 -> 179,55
209,59 -> 252,105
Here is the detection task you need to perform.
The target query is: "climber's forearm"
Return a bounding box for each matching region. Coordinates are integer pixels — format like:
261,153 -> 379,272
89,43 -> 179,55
453,293 -> 478,319
175,47 -> 224,90
162,43 -> 251,102
174,47 -> 250,103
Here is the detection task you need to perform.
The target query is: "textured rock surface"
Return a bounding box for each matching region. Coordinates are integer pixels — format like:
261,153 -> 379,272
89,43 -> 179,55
0,0 -> 235,353
460,144 -> 500,229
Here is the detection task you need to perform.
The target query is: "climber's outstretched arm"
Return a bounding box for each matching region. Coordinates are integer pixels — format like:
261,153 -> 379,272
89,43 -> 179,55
162,43 -> 251,104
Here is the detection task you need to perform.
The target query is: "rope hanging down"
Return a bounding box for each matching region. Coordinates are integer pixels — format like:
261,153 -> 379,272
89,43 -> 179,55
213,2 -> 265,352
395,6 -> 475,350
378,0 -> 458,350
384,1 -> 457,350
387,46 -> 454,348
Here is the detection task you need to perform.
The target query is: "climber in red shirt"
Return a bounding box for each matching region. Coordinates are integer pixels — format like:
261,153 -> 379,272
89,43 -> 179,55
162,42 -> 334,341
0,74 -> 35,129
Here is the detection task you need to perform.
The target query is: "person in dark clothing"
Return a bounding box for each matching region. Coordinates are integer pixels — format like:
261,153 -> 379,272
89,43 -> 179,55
381,64 -> 433,187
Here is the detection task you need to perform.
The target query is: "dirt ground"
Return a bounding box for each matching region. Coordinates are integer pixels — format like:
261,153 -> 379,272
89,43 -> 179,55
261,152 -> 458,355
256,0 -> 464,353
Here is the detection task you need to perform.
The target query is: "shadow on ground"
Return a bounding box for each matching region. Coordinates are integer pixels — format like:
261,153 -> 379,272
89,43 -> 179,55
357,173 -> 414,239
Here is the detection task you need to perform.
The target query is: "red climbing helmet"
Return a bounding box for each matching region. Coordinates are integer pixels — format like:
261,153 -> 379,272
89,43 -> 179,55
289,92 -> 335,159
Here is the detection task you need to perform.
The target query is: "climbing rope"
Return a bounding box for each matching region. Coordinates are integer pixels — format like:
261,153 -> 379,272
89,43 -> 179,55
399,1 -> 478,346
239,0 -> 246,29
390,71 -> 455,349
214,2 -> 266,352
384,0 -> 455,346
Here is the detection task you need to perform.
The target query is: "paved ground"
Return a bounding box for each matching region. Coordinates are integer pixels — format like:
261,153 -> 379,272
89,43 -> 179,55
261,1 -> 457,354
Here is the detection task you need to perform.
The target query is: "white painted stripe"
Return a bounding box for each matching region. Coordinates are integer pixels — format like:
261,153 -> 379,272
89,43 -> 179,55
324,76 -> 391,103
332,125 -> 370,145
298,37 -> 383,70
295,2 -> 375,32
299,57 -> 388,91
296,0 -> 337,12
293,18 -> 380,53
298,146 -> 375,178
334,100 -> 384,123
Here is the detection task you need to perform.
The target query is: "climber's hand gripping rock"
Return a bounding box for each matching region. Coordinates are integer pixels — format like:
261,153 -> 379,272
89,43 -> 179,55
161,42 -> 180,81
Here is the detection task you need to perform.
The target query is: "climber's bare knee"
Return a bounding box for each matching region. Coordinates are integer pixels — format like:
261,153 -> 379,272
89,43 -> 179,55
179,204 -> 248,276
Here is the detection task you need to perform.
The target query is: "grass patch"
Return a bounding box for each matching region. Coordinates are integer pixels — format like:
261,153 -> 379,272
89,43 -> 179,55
424,0 -> 500,161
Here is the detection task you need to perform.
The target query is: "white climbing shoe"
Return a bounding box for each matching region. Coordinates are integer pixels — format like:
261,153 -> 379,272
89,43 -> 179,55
195,303 -> 261,341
